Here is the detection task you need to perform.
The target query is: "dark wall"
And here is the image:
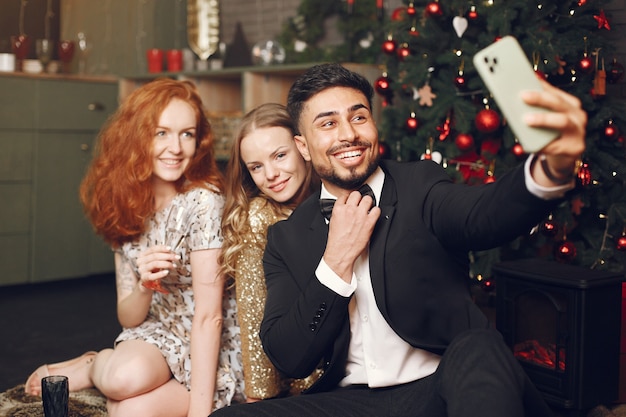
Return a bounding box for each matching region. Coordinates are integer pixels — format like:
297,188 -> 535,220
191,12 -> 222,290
0,0 -> 61,58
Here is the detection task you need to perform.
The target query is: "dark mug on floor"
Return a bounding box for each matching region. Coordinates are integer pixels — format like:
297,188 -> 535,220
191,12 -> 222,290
42,375 -> 69,417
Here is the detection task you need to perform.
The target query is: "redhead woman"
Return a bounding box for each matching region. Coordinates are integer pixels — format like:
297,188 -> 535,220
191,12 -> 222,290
24,78 -> 244,417
220,103 -> 319,402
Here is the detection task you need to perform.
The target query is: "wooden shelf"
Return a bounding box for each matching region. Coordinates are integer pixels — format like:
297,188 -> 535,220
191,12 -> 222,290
119,63 -> 382,160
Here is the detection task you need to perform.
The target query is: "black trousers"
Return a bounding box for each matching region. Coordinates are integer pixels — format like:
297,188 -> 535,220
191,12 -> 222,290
210,328 -> 554,417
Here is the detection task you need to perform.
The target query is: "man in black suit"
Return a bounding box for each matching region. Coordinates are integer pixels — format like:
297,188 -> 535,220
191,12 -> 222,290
212,63 -> 586,416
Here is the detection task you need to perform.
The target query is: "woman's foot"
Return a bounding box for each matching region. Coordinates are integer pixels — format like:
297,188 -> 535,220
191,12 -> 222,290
24,351 -> 98,396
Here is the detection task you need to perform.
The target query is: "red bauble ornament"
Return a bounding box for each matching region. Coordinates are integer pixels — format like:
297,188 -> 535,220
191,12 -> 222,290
577,56 -> 594,74
455,133 -> 474,152
604,120 -> 620,141
577,161 -> 592,186
374,75 -> 392,97
540,218 -> 559,237
512,143 -> 525,157
616,235 -> 626,251
425,1 -> 443,17
391,6 -> 407,21
481,138 -> 501,157
475,109 -> 501,133
406,113 -> 419,133
382,38 -> 397,55
555,240 -> 577,262
406,2 -> 417,16
397,43 -> 411,61
467,5 -> 478,19
454,75 -> 466,89
480,276 -> 495,292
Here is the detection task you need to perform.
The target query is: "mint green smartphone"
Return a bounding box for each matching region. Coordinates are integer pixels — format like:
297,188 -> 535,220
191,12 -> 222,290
473,36 -> 559,153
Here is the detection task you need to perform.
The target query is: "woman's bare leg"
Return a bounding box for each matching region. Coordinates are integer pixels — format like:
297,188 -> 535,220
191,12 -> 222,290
107,378 -> 190,417
91,340 -> 173,401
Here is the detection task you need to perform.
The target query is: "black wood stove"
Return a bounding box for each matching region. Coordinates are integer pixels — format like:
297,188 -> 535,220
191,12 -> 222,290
494,259 -> 623,416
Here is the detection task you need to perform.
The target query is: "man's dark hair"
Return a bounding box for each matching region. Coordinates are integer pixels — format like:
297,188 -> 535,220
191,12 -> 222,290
287,63 -> 374,134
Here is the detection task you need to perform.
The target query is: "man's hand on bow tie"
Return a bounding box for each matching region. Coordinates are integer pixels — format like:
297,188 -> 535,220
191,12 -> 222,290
323,190 -> 380,283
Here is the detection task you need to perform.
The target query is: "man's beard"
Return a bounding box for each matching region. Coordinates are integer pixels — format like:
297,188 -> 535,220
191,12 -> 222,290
314,149 -> 380,191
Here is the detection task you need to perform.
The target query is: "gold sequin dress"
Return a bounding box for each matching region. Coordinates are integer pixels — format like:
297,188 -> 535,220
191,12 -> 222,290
234,197 -> 319,398
235,197 -> 288,399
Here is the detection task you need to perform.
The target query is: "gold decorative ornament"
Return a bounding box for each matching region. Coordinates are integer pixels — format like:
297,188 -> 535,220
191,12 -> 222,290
187,0 -> 220,60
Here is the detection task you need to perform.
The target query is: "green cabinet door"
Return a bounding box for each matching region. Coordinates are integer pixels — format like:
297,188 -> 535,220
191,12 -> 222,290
31,132 -> 113,282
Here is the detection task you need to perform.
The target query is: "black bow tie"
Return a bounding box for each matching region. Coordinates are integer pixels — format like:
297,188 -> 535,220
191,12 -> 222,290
319,184 -> 376,221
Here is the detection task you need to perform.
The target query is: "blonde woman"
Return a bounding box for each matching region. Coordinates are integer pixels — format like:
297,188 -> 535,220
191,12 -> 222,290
220,103 -> 319,402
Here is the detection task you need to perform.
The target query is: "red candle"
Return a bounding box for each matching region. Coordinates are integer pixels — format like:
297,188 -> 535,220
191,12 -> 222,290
166,49 -> 183,72
146,48 -> 163,73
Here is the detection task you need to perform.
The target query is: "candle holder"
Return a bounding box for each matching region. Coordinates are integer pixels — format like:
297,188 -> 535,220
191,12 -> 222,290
36,39 -> 54,73
77,32 -> 92,74
10,34 -> 30,72
58,40 -> 75,74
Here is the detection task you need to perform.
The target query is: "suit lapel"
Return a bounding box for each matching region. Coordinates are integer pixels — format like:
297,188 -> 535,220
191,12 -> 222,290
369,173 -> 397,314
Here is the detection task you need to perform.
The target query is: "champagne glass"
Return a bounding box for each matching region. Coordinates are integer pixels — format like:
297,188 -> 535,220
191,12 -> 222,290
36,39 -> 54,73
76,32 -> 92,74
58,40 -> 75,74
142,203 -> 193,294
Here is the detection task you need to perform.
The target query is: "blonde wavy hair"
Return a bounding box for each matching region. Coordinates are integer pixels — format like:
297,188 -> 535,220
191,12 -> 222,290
219,103 -> 317,279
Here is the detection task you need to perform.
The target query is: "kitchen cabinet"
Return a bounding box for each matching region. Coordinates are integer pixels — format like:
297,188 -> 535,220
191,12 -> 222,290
119,63 -> 382,160
0,74 -> 118,285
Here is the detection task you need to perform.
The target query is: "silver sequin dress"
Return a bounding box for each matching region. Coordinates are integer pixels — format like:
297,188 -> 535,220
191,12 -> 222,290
115,186 -> 245,409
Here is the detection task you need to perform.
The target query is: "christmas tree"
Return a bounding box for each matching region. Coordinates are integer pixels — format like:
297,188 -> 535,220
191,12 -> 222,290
375,0 -> 626,284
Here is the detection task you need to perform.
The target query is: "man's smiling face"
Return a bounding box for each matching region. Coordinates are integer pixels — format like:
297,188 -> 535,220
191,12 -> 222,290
294,86 -> 380,198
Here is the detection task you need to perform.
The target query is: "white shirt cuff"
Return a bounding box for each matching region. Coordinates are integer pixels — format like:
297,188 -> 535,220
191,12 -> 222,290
524,154 -> 575,199
316,258 -> 357,297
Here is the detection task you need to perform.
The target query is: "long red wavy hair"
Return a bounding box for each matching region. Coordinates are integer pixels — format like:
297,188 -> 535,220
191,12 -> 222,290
80,78 -> 223,248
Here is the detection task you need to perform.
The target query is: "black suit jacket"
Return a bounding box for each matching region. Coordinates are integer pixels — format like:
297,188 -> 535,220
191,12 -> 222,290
260,159 -> 559,393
